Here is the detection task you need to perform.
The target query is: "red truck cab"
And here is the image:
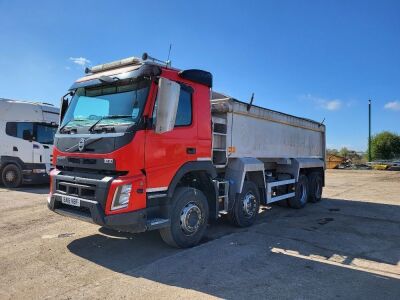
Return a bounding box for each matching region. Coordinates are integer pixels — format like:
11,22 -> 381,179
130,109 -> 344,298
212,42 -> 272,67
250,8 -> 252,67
48,55 -> 218,247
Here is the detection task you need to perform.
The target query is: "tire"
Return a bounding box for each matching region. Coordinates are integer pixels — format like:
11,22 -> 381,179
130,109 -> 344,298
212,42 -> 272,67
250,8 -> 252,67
159,187 -> 209,248
308,172 -> 323,203
229,181 -> 260,227
2,164 -> 23,188
288,174 -> 308,209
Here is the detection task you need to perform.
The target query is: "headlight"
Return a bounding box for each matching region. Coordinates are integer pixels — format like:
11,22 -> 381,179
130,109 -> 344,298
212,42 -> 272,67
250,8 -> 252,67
111,184 -> 132,210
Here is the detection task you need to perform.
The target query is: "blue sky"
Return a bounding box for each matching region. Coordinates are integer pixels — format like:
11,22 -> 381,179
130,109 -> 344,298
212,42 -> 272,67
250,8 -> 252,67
0,0 -> 399,151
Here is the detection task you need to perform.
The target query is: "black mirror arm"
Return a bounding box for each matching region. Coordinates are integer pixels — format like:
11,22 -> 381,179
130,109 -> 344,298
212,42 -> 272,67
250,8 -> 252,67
62,90 -> 75,100
59,90 -> 75,125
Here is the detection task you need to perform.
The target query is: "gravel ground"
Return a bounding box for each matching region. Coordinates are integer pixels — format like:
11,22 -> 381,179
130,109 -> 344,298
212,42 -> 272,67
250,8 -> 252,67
0,169 -> 399,299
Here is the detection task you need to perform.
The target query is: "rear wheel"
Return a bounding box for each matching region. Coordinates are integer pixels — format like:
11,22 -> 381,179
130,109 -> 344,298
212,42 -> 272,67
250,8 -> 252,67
160,187 -> 209,248
308,172 -> 323,203
2,164 -> 22,188
288,174 -> 308,209
229,181 -> 260,227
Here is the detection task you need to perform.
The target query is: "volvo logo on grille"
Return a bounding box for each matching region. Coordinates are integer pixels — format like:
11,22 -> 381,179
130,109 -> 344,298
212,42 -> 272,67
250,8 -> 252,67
78,138 -> 85,152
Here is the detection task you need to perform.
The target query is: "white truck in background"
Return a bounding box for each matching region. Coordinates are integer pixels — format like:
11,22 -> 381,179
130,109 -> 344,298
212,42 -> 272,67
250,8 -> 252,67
0,99 -> 59,188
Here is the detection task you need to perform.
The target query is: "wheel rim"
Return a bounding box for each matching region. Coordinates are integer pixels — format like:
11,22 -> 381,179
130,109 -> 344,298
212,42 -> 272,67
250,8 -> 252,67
5,170 -> 16,183
180,202 -> 202,235
300,183 -> 307,204
242,192 -> 257,218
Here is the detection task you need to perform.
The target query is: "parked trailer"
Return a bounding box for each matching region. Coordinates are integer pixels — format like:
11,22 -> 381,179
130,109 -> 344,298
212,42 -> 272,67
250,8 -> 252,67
0,99 -> 59,187
48,54 -> 326,248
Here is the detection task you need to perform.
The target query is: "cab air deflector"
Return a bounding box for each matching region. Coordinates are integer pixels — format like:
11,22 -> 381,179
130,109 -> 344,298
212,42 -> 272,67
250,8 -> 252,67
179,69 -> 212,88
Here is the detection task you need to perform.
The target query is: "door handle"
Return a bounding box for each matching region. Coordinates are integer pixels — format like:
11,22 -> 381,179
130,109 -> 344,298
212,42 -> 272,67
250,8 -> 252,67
186,147 -> 196,154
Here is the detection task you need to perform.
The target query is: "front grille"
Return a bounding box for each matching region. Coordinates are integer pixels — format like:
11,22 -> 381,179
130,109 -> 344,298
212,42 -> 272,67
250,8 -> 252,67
82,158 -> 96,165
56,156 -> 126,176
68,157 -> 80,164
66,157 -> 98,165
57,181 -> 96,199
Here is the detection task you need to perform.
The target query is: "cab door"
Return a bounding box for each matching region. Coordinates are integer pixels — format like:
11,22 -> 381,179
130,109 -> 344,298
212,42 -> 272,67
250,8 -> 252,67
145,84 -> 197,191
32,123 -> 41,166
33,124 -> 56,172
8,122 -> 35,165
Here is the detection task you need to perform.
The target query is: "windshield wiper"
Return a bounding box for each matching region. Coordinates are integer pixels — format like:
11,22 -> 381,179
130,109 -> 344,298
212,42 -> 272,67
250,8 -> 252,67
59,122 -> 70,133
59,119 -> 86,134
88,115 -> 133,133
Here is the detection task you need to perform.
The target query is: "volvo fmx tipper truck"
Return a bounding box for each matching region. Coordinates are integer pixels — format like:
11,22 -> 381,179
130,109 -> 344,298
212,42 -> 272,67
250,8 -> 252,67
48,53 -> 326,248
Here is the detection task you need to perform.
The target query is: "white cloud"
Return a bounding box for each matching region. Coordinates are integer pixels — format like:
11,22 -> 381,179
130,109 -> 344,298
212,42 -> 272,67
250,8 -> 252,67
323,99 -> 342,111
301,94 -> 343,111
384,100 -> 400,111
69,57 -> 90,66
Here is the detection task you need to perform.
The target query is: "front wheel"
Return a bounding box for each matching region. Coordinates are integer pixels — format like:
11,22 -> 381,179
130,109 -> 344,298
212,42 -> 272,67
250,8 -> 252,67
2,164 -> 22,188
229,181 -> 260,227
159,187 -> 209,248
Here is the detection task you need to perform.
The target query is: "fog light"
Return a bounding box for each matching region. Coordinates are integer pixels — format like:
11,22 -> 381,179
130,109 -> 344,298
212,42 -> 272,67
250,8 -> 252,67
111,184 -> 132,210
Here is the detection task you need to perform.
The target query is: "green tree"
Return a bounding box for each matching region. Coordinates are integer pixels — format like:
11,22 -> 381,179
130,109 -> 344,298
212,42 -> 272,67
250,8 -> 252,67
339,147 -> 349,158
369,131 -> 400,160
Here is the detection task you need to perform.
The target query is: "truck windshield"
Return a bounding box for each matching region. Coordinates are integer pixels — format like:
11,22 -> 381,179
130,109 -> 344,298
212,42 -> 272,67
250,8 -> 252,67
36,124 -> 58,144
61,80 -> 150,132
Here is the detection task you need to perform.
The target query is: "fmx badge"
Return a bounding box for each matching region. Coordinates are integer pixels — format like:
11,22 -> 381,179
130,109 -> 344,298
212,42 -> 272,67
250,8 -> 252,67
78,138 -> 85,152
104,159 -> 114,164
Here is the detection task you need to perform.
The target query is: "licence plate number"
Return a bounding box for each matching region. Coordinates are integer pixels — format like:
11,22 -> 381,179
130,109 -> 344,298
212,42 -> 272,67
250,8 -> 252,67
61,195 -> 81,207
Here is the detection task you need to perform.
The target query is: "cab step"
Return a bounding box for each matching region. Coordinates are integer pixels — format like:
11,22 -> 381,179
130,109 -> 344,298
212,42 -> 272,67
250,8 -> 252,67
146,218 -> 170,230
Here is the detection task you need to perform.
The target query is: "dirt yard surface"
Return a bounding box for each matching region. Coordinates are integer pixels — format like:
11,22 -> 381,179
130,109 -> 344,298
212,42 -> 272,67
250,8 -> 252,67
0,170 -> 399,299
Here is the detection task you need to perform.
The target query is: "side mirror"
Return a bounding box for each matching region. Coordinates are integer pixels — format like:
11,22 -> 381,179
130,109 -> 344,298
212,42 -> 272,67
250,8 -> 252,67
155,78 -> 180,134
22,130 -> 32,141
59,92 -> 71,125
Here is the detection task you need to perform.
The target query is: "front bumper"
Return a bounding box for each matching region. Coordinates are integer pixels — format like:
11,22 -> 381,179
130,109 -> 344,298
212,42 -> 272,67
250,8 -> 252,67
47,171 -> 170,233
48,193 -> 148,233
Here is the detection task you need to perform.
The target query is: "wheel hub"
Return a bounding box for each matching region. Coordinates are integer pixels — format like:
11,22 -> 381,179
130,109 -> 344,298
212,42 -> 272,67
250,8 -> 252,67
5,171 -> 15,182
242,192 -> 257,218
180,203 -> 202,235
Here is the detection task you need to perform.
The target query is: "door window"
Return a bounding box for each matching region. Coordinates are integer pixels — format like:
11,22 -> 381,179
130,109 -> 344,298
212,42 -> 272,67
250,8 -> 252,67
6,122 -> 57,143
6,122 -> 34,140
175,89 -> 192,126
152,85 -> 193,127
17,123 -> 34,140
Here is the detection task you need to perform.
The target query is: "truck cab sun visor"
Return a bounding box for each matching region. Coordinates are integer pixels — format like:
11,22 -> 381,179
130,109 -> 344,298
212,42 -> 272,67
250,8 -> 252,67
69,64 -> 161,90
